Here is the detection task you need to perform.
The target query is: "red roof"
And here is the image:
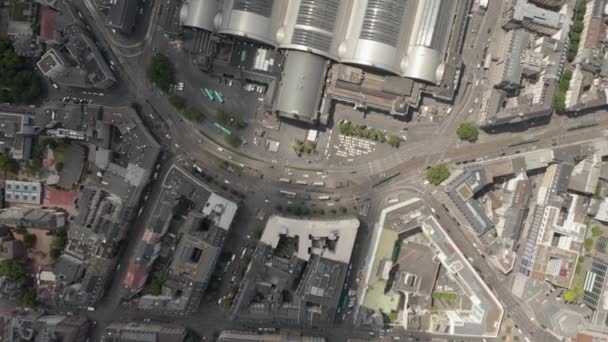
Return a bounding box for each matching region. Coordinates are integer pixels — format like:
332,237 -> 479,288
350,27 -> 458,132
124,262 -> 149,289
39,7 -> 57,42
43,187 -> 75,211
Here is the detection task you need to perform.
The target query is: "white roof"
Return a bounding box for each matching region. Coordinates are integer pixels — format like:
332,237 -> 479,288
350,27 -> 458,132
202,193 -> 238,231
261,215 -> 359,264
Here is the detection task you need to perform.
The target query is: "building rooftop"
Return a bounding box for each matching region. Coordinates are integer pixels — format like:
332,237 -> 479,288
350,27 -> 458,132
0,111 -> 33,160
201,193 -> 238,231
422,216 -> 504,337
36,24 -> 116,89
218,330 -> 326,342
568,155 -> 602,195
261,216 -> 359,263
107,0 -> 138,33
446,166 -> 494,236
5,180 -> 41,204
0,207 -> 66,230
185,0 -> 465,84
104,322 -> 187,342
361,199 -> 503,337
273,51 -> 328,123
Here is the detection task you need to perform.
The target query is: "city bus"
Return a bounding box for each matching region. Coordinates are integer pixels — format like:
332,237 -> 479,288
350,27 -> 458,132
202,88 -> 214,101
214,90 -> 224,103
280,190 -> 297,198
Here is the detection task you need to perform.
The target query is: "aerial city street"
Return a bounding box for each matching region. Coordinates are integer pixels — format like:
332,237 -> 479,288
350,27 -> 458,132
1,0 -> 608,341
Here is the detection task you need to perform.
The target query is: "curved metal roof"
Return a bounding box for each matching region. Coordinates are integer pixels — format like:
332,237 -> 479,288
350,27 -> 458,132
179,0 -> 219,31
291,0 -> 340,53
277,0 -> 344,58
359,0 -> 407,47
338,0 -> 409,75
233,0 -> 274,17
217,0 -> 278,46
412,0 -> 451,51
274,51 -> 327,123
402,0 -> 453,83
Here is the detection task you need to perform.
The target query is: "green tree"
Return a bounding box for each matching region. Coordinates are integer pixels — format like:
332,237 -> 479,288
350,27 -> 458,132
168,95 -> 186,110
225,133 -> 239,147
0,37 -> 43,104
0,154 -> 20,174
339,121 -> 353,135
18,287 -> 36,306
23,233 -> 37,248
584,238 -> 594,252
50,231 -> 67,259
563,289 -> 578,302
293,140 -> 304,153
146,276 -> 163,296
387,135 -> 400,148
0,259 -> 26,282
426,164 -> 450,185
146,54 -> 175,91
216,110 -> 230,125
55,161 -> 64,172
183,107 -> 202,122
456,123 -> 479,142
592,226 -> 603,238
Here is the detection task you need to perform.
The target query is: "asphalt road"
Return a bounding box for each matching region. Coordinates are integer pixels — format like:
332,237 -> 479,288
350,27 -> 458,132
59,0 -> 598,340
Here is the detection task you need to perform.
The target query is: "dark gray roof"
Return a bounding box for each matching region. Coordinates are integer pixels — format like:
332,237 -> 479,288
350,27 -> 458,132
583,257 -> 608,310
502,207 -> 525,243
107,0 -> 138,33
54,254 -> 84,283
500,29 -> 529,86
273,51 -> 327,123
296,255 -> 348,309
447,166 -> 494,235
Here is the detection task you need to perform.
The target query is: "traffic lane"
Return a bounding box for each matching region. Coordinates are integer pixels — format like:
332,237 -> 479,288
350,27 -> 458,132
87,157 -> 175,337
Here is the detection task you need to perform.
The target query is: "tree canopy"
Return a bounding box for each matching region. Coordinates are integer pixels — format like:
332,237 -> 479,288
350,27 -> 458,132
18,287 -> 36,306
0,154 -> 20,174
50,231 -> 67,259
387,135 -> 400,148
224,133 -> 239,147
0,37 -> 43,104
184,107 -> 203,122
146,54 -> 175,91
0,259 -> 26,283
168,95 -> 186,110
456,123 -> 479,142
23,233 -> 37,248
426,164 -> 450,185
592,226 -> 604,238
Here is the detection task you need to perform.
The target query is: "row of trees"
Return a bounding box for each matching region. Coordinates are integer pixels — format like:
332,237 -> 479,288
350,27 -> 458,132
148,54 -> 206,123
276,204 -> 350,216
293,140 -> 317,154
554,69 -> 572,114
168,95 -> 204,122
567,0 -> 587,62
338,121 -> 401,148
0,37 -> 44,104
